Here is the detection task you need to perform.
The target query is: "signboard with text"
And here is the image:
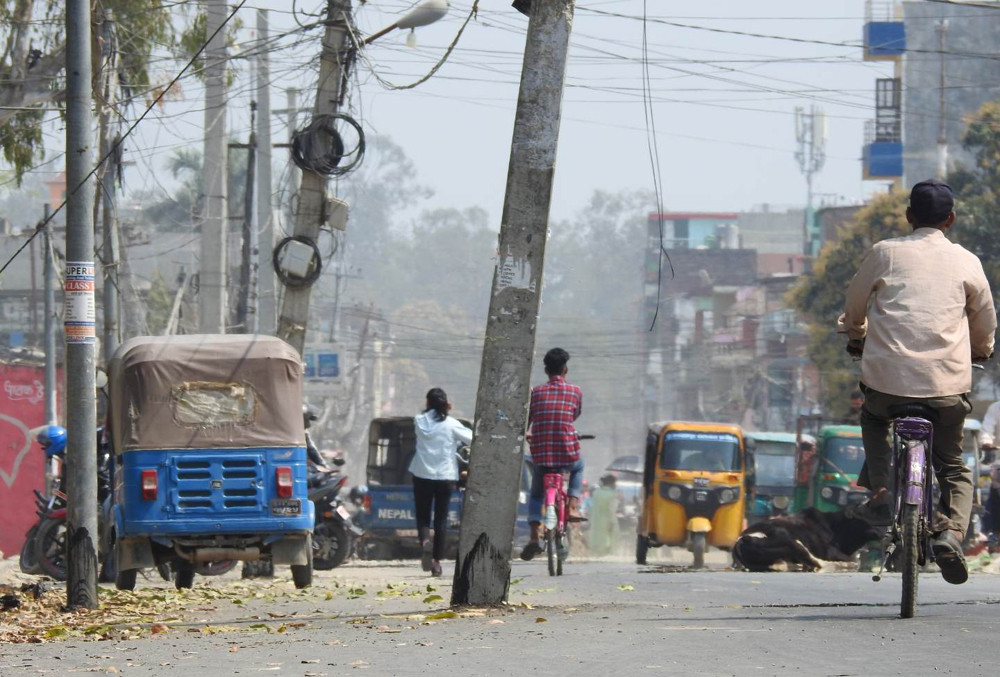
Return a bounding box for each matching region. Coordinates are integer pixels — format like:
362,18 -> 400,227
303,344 -> 340,396
0,364 -> 48,557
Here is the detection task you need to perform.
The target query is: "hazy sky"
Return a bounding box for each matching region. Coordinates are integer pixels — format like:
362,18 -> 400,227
10,1 -> 908,226
323,0 -> 898,219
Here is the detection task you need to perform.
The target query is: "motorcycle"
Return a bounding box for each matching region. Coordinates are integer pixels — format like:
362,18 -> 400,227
241,405 -> 363,577
305,412 -> 362,570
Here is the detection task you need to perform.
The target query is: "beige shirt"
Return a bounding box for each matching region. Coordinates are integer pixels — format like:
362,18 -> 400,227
839,227 -> 996,398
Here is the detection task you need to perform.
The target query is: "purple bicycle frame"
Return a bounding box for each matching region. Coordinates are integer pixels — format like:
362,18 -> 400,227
893,417 -> 934,509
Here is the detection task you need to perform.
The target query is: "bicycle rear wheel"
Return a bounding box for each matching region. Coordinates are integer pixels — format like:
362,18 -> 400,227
900,504 -> 919,619
546,530 -> 556,576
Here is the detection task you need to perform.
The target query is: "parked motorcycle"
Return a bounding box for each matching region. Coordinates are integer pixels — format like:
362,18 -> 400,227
305,409 -> 362,570
32,426 -> 115,582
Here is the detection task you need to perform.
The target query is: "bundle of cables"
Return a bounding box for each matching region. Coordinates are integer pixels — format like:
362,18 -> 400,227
273,235 -> 323,289
290,113 -> 366,177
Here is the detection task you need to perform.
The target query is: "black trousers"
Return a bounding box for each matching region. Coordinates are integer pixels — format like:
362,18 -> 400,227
412,476 -> 455,561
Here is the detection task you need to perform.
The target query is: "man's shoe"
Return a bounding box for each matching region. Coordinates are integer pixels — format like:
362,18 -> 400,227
519,542 -> 544,561
847,499 -> 892,527
420,540 -> 433,572
932,530 -> 969,585
430,560 -> 442,577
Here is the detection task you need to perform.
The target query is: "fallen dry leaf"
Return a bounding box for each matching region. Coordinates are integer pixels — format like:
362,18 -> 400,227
425,611 -> 457,620
150,624 -> 169,635
535,617 -> 547,623
302,659 -> 320,664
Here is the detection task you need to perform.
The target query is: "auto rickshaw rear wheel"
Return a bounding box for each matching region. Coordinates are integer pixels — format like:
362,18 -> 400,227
115,568 -> 137,591
636,534 -> 649,565
292,546 -> 313,589
174,562 -> 196,589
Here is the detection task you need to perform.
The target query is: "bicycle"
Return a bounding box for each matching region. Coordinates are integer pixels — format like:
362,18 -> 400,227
870,401 -> 938,618
538,434 -> 593,577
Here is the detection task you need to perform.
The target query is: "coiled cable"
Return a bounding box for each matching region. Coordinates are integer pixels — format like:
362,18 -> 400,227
290,113 -> 365,177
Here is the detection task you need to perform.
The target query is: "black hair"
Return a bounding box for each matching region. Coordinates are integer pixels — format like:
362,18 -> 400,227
849,390 -> 863,400
425,387 -> 449,422
543,347 -> 570,376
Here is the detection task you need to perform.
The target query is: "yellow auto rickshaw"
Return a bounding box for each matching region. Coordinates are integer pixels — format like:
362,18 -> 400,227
636,421 -> 749,568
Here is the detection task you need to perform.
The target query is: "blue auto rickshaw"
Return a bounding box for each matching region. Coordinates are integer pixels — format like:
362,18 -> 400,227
108,335 -> 315,590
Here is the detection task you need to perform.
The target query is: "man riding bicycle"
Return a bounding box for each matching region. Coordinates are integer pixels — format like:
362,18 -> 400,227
519,347 -> 584,561
839,179 -> 996,585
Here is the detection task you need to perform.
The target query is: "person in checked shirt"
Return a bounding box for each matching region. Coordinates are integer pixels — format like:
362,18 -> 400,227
519,347 -> 585,561
839,179 -> 996,585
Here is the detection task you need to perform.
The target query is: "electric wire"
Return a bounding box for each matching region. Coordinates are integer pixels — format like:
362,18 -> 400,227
641,0 -> 671,333
0,0 -> 249,279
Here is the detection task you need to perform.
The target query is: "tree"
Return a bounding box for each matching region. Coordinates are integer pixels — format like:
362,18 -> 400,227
787,193 -> 910,413
947,101 -> 1000,286
140,145 -> 249,231
946,99 -> 1000,388
143,273 -> 175,335
0,0 -> 179,180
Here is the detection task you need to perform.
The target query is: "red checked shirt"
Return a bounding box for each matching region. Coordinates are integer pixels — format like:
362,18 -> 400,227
528,375 -> 582,467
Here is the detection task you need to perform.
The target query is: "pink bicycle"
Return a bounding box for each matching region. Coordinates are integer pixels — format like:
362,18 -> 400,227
539,434 -> 593,577
540,469 -> 570,576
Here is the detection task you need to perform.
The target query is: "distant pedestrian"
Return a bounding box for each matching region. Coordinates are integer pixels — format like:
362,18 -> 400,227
843,390 -> 865,425
588,474 -> 621,557
409,388 -> 472,577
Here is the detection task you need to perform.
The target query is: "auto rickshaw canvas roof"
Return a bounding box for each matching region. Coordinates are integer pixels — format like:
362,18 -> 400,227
647,421 -> 743,437
108,334 -> 305,454
744,432 -> 797,443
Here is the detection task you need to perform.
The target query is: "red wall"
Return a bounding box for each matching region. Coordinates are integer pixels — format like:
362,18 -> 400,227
0,365 -> 47,558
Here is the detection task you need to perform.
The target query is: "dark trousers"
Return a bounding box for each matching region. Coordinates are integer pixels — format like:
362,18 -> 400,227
412,476 -> 455,561
858,385 -> 972,534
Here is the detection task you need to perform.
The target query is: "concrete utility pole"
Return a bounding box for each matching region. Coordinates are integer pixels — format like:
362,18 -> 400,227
98,9 -> 121,360
42,203 -> 57,426
236,103 -> 257,333
256,9 -> 277,334
200,0 -> 229,333
936,19 -> 949,180
452,0 -> 575,607
64,0 -> 99,610
276,0 -> 353,355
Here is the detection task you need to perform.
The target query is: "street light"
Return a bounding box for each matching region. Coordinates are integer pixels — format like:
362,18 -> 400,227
363,0 -> 450,46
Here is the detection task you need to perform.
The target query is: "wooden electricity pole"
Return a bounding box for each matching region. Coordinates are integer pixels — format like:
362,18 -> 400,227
98,9 -> 121,359
200,0 -> 229,333
452,0 -> 575,606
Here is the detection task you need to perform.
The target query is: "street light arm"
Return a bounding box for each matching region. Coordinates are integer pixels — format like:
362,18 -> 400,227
362,0 -> 449,45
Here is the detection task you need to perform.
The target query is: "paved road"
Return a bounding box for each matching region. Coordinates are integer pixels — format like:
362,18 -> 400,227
2,555 -> 999,676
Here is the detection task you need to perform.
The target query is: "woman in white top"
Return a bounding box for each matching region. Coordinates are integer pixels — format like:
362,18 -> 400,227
409,388 -> 473,576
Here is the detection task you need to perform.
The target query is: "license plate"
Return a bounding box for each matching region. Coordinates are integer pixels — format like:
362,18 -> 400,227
270,499 -> 301,516
395,528 -> 417,537
694,491 -> 708,502
336,505 -> 351,520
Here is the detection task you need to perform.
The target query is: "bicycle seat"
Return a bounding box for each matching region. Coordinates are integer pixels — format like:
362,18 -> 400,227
887,402 -> 940,424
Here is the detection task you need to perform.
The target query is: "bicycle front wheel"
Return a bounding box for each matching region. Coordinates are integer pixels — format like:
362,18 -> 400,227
900,504 -> 919,619
546,530 -> 556,576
